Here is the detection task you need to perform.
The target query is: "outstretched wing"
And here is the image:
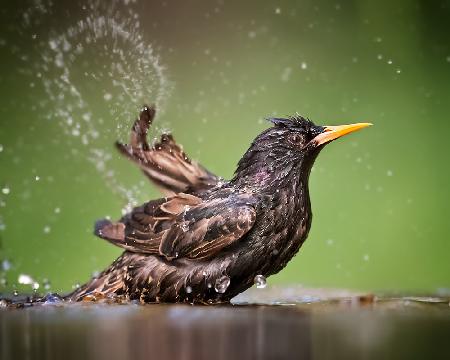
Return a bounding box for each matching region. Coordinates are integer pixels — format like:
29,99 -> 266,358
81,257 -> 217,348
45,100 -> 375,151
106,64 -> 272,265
116,105 -> 220,195
95,191 -> 256,261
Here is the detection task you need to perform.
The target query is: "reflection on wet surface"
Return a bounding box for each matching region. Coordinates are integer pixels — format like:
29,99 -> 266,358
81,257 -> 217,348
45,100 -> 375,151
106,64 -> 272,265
1,287 -> 449,360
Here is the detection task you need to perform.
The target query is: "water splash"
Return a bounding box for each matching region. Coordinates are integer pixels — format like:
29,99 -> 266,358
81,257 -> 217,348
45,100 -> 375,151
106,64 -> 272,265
42,293 -> 63,304
15,0 -> 172,205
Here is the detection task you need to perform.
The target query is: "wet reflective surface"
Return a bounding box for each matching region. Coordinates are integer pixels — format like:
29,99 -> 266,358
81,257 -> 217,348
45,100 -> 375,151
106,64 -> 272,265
1,287 -> 449,360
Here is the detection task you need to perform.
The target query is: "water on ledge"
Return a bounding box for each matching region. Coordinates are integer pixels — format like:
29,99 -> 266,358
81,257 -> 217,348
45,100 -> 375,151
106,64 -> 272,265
1,286 -> 449,360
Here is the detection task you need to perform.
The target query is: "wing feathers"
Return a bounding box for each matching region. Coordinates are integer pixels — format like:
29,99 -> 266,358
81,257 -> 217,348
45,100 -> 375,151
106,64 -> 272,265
116,106 -> 220,195
95,193 -> 256,261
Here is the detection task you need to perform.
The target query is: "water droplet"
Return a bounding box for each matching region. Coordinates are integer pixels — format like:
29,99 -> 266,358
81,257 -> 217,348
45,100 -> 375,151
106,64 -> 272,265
35,176 -> 40,181
42,278 -> 51,290
43,226 -> 51,234
1,187 -> 10,195
387,170 -> 393,176
0,144 -> 3,152
300,62 -> 307,70
54,207 -> 61,214
214,275 -> 230,293
275,7 -> 281,14
281,67 -> 292,82
2,259 -> 12,271
103,93 -> 112,101
82,113 -> 91,121
185,285 -> 192,294
18,274 -> 36,285
254,275 -> 267,289
49,39 -> 57,50
363,254 -> 370,261
32,282 -> 40,290
13,290 -> 19,296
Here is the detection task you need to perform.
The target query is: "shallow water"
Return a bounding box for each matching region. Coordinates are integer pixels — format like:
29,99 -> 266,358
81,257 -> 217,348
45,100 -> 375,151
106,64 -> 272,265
1,287 -> 449,360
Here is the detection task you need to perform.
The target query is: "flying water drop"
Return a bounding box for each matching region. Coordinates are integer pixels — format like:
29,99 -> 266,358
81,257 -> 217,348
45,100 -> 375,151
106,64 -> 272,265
42,278 -> 51,290
18,274 -> 36,286
1,259 -> 12,271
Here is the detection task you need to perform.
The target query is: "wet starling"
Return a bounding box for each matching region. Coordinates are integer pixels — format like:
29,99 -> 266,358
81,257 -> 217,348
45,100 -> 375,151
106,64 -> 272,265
68,106 -> 371,304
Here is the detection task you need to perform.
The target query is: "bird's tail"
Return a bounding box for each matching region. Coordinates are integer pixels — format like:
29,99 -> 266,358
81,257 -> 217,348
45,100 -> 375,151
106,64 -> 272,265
64,253 -> 129,302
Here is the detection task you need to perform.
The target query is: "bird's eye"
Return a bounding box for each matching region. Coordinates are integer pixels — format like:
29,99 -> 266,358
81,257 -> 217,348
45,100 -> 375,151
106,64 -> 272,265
288,133 -> 303,146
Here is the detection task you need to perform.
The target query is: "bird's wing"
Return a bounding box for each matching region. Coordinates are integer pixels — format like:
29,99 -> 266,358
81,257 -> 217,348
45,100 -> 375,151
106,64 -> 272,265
95,192 -> 256,260
116,105 -> 220,195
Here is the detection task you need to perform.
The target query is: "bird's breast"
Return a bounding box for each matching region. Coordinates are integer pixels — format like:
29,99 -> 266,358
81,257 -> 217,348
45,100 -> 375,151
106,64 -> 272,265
246,189 -> 312,275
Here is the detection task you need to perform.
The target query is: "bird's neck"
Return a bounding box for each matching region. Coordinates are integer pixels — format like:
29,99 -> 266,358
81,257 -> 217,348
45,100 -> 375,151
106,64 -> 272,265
231,157 -> 315,198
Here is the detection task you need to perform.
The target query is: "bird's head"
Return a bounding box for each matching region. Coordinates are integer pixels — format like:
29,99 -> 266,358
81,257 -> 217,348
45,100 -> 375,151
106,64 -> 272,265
232,115 -> 371,188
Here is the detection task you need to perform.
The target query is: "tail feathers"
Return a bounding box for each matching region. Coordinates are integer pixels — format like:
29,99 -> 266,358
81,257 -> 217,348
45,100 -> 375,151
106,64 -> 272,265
65,254 -> 129,302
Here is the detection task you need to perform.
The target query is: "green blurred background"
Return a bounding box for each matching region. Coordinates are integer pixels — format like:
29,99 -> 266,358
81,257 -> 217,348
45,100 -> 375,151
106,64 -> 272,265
0,0 -> 449,295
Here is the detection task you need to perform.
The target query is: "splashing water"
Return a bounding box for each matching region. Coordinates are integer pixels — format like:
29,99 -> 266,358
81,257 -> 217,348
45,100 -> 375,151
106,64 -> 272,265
15,0 -> 172,205
42,293 -> 63,304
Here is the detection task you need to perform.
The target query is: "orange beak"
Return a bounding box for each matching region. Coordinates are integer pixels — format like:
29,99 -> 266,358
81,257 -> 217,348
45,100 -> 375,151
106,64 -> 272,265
313,123 -> 372,146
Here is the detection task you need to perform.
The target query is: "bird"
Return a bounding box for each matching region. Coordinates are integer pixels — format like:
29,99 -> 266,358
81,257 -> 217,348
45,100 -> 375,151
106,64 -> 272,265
67,105 -> 371,304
